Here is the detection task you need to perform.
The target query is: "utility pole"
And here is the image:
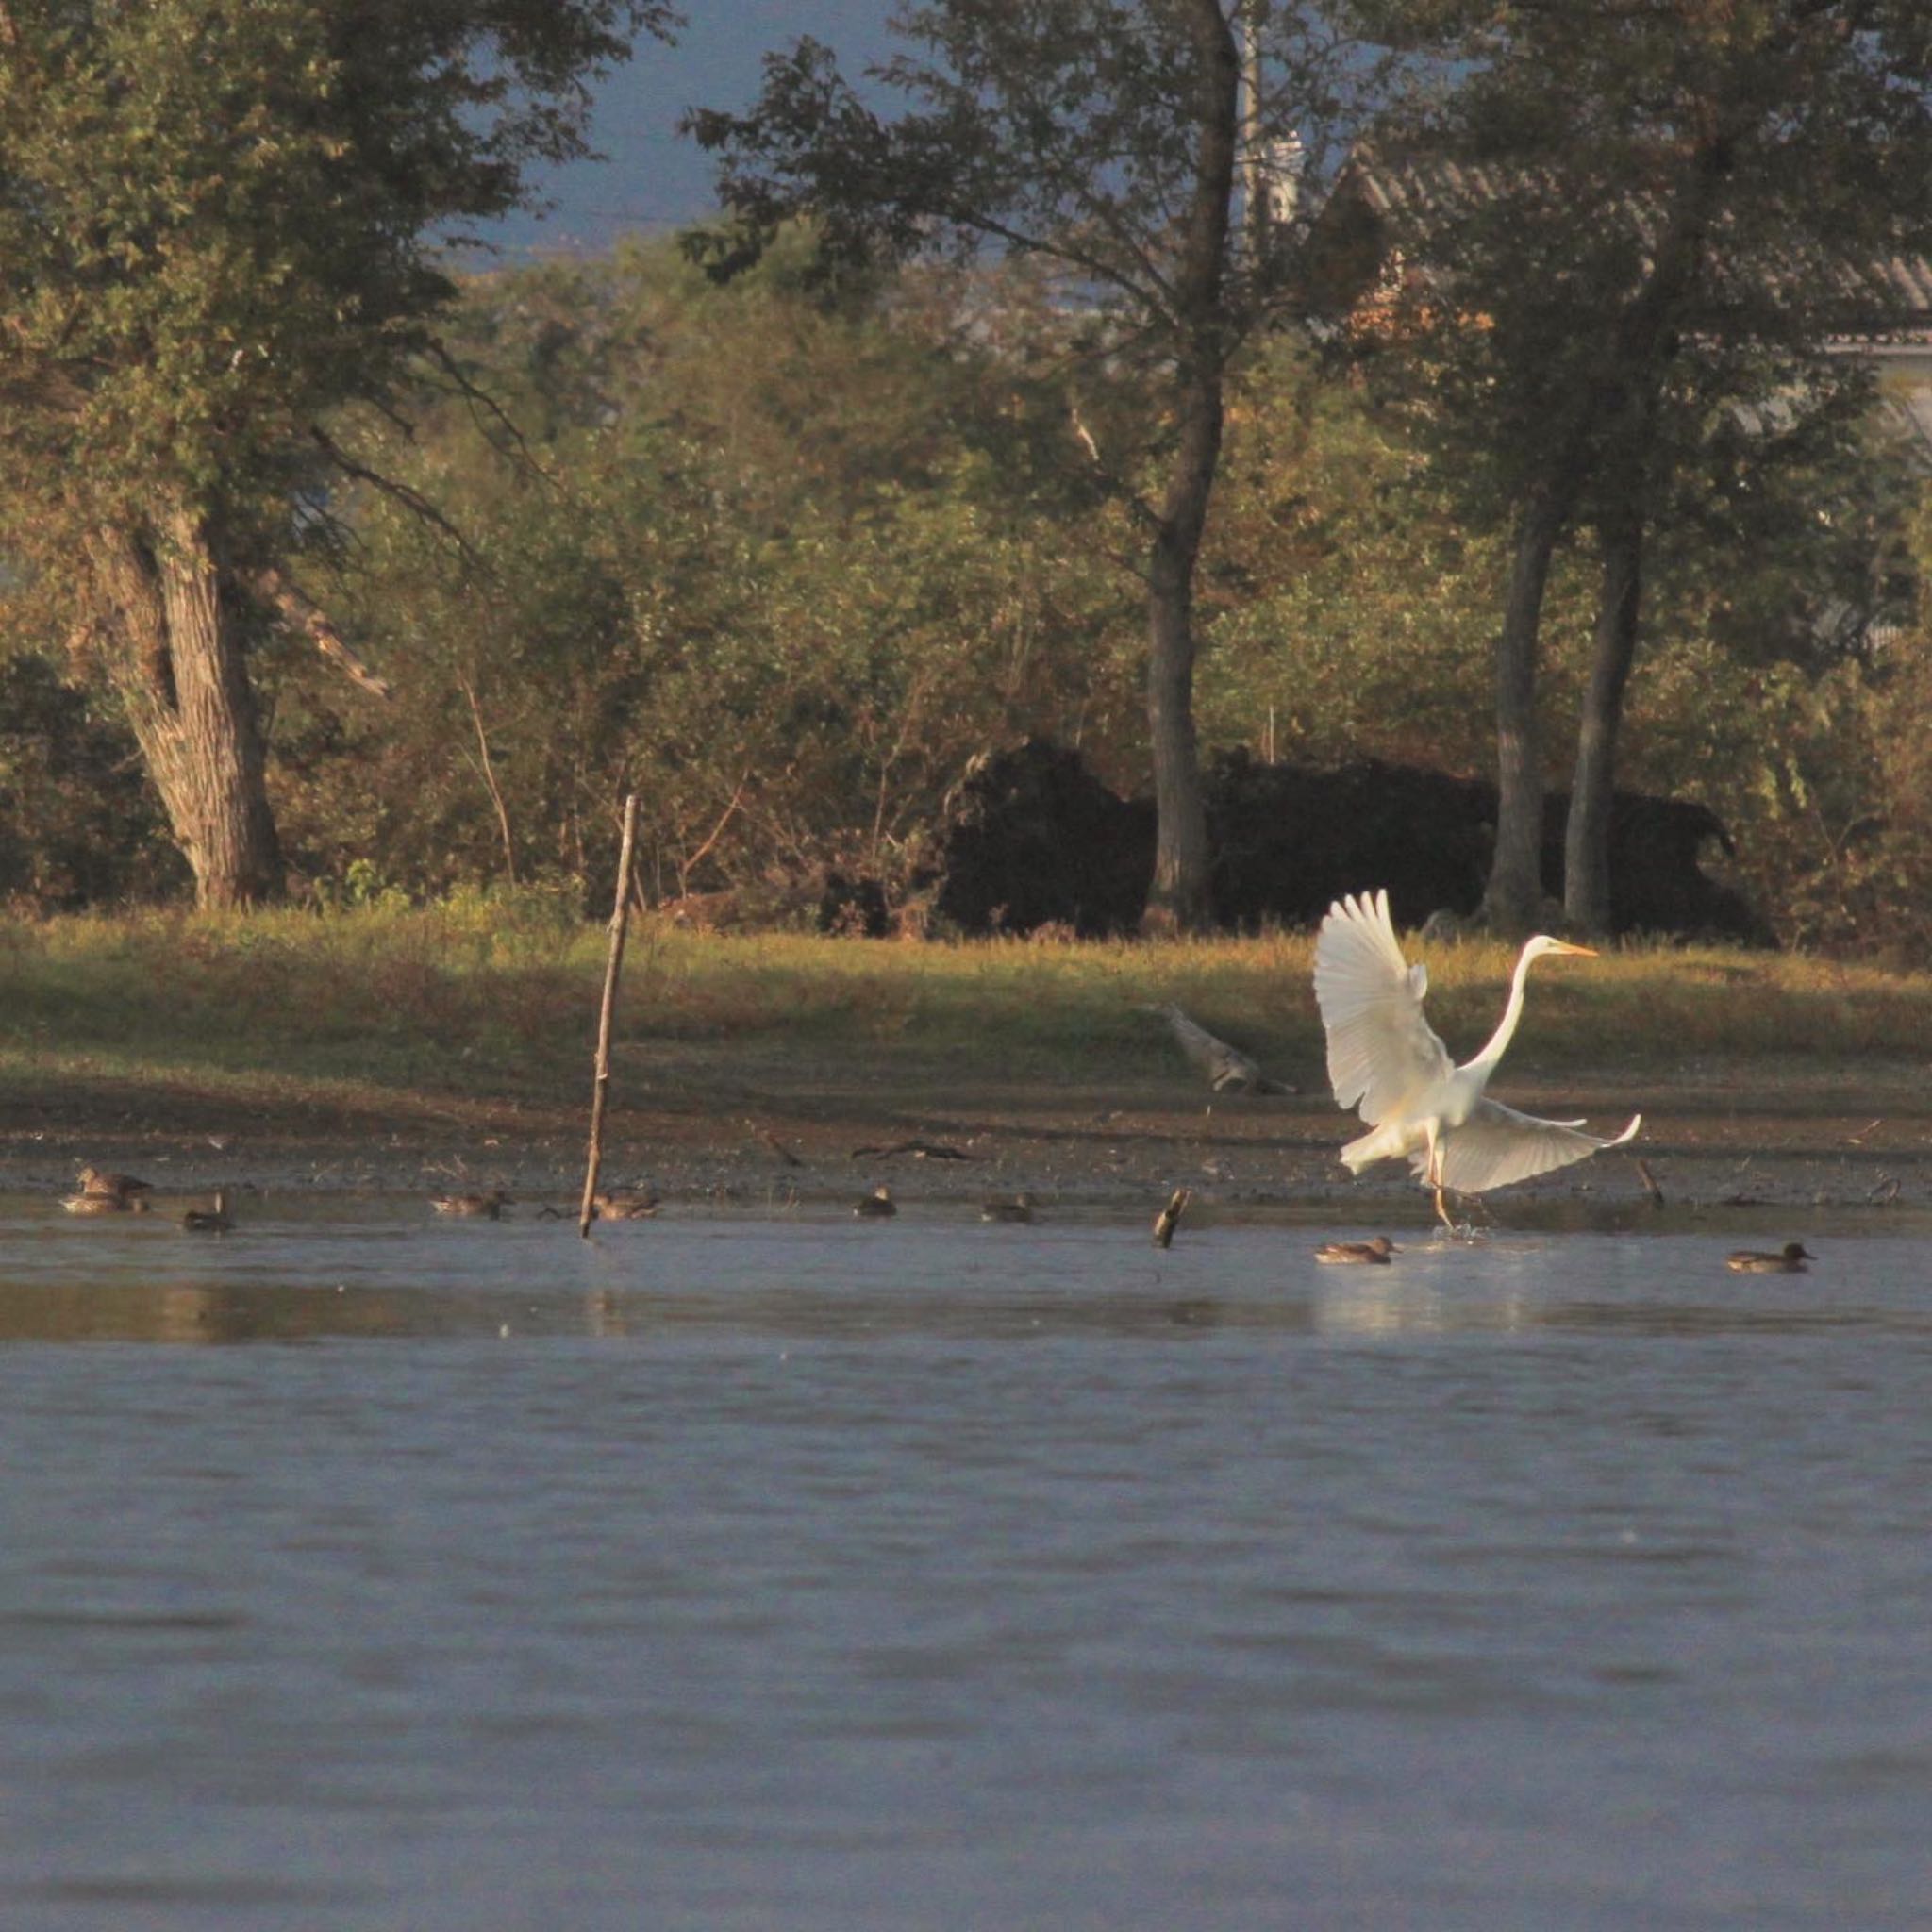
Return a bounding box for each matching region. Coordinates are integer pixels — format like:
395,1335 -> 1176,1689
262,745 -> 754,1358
1239,1 -> 1271,263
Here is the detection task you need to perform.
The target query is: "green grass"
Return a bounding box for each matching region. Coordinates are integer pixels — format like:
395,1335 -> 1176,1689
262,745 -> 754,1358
1,901 -> 1927,1115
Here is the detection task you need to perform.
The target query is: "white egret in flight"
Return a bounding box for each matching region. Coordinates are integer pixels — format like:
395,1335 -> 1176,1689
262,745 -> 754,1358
1313,890 -> 1641,1227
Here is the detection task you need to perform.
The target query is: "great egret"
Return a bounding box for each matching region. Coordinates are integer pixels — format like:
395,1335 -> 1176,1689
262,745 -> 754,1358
1313,890 -> 1641,1227
1726,1241 -> 1813,1274
1315,1236 -> 1398,1264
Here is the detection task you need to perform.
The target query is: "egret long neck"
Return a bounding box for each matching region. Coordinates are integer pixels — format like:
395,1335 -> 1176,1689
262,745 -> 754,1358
1462,942 -> 1539,1078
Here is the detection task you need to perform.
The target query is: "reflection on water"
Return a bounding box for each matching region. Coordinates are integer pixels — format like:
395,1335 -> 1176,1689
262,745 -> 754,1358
1,1201 -> 1931,1929
2,1198 -> 1925,1346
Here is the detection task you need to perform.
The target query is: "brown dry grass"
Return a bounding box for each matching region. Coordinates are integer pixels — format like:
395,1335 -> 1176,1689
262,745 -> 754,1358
1,903 -> 1925,1120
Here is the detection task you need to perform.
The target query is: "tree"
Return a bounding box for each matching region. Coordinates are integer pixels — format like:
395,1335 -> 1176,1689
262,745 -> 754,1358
1372,0 -> 1932,932
686,0 -> 1386,933
0,0 -> 671,906
286,239 -> 1136,907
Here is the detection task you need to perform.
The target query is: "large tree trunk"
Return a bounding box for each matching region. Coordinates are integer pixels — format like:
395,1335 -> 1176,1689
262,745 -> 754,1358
1480,118 -> 1734,938
1481,483 -> 1570,936
86,514 -> 283,908
1144,505 -> 1216,934
1141,0 -> 1239,938
1564,505 -> 1645,936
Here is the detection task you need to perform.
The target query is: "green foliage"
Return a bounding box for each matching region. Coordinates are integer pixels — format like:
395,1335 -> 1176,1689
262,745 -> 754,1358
0,0 -> 668,560
283,241 -> 1136,906
0,0 -> 1927,954
0,0 -> 672,905
154,226 -> 1932,958
1198,337 -> 1523,770
1187,334 -> 1932,954
1359,0 -> 1932,562
0,653 -> 189,911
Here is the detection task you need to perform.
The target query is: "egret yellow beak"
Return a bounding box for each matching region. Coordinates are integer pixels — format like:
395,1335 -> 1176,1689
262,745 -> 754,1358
1550,940 -> 1597,957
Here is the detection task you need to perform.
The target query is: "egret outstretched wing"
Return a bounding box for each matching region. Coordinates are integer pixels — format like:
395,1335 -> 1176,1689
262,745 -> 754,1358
1313,890 -> 1452,1124
1424,1099 -> 1642,1195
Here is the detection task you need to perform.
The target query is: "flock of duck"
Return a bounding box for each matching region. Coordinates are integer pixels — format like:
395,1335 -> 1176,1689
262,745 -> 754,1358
52,889 -> 1823,1276
55,1159 -> 1820,1274
61,1167 -> 232,1231
58,1171 -> 660,1230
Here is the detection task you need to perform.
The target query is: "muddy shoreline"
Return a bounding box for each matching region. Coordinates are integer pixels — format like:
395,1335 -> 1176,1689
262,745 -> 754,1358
4,1047 -> 1926,1226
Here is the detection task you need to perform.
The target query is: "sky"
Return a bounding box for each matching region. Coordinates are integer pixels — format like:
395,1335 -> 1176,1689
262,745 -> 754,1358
495,3 -> 897,256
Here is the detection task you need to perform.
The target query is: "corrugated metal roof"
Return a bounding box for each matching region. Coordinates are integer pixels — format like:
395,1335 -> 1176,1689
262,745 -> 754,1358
1340,154 -> 1932,339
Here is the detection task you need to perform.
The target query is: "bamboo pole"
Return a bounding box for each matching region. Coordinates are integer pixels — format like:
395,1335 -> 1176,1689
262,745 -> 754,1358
579,793 -> 641,1238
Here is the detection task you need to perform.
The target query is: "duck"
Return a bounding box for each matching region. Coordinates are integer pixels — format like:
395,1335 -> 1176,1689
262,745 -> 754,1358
980,1192 -> 1036,1224
1726,1241 -> 1814,1274
182,1190 -> 233,1234
1151,1185 -> 1192,1250
77,1165 -> 153,1201
854,1184 -> 897,1219
1316,1236 -> 1399,1264
591,1190 -> 659,1222
431,1188 -> 509,1219
61,1191 -> 148,1216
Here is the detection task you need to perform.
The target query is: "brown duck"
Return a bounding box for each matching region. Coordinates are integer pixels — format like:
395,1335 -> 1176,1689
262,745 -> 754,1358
854,1184 -> 897,1219
431,1189 -> 510,1219
591,1191 -> 659,1222
1151,1186 -> 1192,1250
1316,1236 -> 1399,1265
980,1192 -> 1036,1224
77,1166 -> 153,1201
1726,1241 -> 1814,1274
61,1191 -> 149,1216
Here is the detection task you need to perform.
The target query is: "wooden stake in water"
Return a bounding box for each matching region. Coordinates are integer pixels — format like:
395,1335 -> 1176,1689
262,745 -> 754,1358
579,793 -> 641,1239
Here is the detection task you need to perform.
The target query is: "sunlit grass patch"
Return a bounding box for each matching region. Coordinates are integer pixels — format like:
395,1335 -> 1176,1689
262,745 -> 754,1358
1395,934 -> 1932,1070
0,908 -> 1927,1119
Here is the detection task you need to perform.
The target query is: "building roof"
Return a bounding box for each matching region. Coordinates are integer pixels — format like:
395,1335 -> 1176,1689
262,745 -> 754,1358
1327,151 -> 1932,342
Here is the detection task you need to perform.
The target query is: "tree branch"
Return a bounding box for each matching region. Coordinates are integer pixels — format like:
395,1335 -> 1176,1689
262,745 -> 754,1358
255,568 -> 392,700
308,423 -> 479,565
456,669 -> 517,884
1070,402 -> 1161,534
675,769 -> 753,899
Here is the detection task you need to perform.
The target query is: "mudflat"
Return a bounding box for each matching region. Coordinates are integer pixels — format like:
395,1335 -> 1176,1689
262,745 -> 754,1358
2,1038 -> 1924,1222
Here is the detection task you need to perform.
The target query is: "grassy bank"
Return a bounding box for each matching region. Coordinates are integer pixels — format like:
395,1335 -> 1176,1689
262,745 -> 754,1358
2,901 -> 1927,1117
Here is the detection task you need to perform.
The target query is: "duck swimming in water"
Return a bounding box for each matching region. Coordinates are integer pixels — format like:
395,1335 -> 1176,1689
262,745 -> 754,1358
980,1192 -> 1035,1224
591,1190 -> 659,1222
431,1188 -> 509,1219
77,1165 -> 153,1201
61,1191 -> 148,1216
182,1190 -> 233,1234
1726,1241 -> 1814,1274
1151,1186 -> 1192,1250
1315,1236 -> 1399,1264
854,1184 -> 896,1219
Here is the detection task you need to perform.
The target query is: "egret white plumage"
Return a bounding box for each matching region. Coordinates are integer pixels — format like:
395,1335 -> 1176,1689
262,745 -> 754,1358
1313,890 -> 1641,1227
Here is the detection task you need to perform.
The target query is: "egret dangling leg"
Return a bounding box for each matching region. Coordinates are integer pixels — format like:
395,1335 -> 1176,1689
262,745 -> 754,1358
1423,1123 -> 1455,1230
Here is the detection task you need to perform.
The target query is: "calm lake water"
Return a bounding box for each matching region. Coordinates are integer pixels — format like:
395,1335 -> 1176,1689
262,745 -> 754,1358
1,1199 -> 1929,1930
